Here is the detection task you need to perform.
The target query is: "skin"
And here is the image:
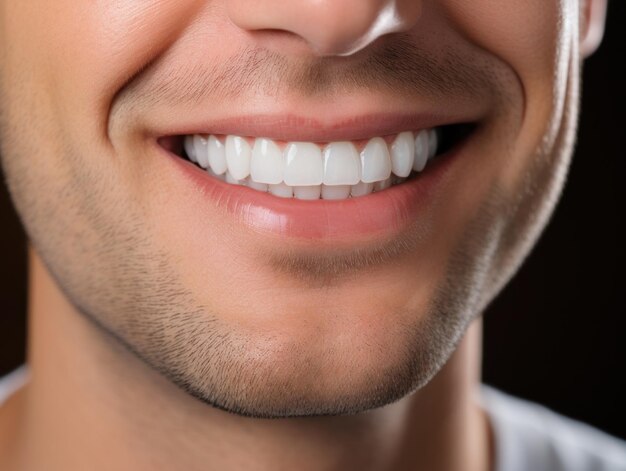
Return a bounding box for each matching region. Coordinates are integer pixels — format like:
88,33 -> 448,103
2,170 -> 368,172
0,0 -> 607,470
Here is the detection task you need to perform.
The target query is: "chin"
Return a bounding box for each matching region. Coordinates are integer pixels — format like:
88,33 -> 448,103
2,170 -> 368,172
142,301 -> 465,418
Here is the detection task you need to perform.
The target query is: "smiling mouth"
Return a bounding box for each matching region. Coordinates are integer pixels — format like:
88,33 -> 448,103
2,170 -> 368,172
161,122 -> 475,201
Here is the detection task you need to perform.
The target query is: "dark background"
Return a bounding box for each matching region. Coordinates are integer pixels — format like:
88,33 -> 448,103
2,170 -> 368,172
1,2 -> 625,439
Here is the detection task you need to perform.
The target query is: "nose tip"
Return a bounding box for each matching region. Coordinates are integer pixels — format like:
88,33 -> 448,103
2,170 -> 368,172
227,0 -> 422,57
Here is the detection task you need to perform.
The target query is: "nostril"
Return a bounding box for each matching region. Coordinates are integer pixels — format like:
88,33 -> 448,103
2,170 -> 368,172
226,0 -> 422,58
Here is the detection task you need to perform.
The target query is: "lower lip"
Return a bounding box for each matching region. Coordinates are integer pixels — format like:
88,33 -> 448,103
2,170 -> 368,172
161,145 -> 458,242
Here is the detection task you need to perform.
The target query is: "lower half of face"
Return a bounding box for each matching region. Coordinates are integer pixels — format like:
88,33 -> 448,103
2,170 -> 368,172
0,0 -> 581,417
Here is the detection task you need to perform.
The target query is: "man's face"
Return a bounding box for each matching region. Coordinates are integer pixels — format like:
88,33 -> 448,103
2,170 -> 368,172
0,1 -> 590,416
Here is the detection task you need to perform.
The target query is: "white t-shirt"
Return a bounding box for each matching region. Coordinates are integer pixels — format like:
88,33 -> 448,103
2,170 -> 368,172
480,385 -> 626,471
1,367 -> 625,470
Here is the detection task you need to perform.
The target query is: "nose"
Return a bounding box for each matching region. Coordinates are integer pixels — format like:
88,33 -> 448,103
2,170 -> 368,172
226,0 -> 422,57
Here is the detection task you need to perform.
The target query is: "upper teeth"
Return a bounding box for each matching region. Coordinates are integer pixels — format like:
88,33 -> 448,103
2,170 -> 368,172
183,129 -> 439,200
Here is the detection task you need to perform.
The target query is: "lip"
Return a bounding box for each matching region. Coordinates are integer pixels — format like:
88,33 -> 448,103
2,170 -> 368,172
153,111 -> 477,143
156,132 -> 467,243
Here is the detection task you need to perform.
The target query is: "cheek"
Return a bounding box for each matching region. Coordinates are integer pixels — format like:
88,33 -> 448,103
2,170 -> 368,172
440,0 -> 582,303
443,0 -> 562,82
2,0 -> 200,148
442,0 -> 579,186
0,0 -> 208,251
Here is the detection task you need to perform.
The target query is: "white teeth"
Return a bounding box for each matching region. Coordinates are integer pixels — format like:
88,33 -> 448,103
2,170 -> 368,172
321,184 -> 351,200
284,142 -> 324,186
413,130 -> 429,172
225,135 -> 251,180
251,138 -> 284,184
360,137 -> 392,183
294,185 -> 322,200
185,127 -> 442,200
390,132 -> 415,178
428,129 -> 438,159
246,177 -> 269,192
207,167 -> 225,181
269,182 -> 293,198
208,135 -> 228,175
225,171 -> 246,185
374,177 -> 393,192
193,135 -> 209,169
350,181 -> 374,197
322,142 -> 361,185
184,135 -> 198,163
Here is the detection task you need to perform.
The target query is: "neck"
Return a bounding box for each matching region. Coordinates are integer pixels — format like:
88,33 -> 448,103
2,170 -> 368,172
8,249 -> 491,471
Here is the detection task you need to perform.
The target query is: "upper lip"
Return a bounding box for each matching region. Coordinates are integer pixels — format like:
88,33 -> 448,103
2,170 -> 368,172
155,112 -> 480,143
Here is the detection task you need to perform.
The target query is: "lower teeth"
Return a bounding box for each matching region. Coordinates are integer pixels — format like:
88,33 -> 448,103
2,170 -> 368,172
208,169 -> 412,200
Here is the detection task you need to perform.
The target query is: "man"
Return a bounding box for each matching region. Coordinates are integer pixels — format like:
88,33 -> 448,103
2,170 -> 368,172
0,0 -> 623,470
